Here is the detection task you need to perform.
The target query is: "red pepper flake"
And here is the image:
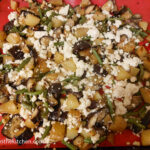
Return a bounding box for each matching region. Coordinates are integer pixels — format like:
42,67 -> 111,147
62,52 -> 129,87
99,88 -> 104,95
105,85 -> 111,89
116,98 -> 123,102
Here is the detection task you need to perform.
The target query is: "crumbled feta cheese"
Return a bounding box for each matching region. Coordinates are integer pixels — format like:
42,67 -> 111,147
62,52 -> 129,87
8,11 -> 18,21
59,5 -> 69,16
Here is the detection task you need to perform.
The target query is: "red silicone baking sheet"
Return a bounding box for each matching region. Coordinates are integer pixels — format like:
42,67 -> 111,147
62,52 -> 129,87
0,0 -> 150,149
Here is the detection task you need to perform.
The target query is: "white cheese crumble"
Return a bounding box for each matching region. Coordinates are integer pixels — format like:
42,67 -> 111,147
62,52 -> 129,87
59,5 -> 69,16
8,11 -> 18,21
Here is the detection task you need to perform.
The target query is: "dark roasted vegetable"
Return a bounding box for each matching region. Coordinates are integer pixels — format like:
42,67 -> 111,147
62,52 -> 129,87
2,115 -> 26,139
141,110 -> 150,127
3,21 -> 14,34
9,46 -> 24,60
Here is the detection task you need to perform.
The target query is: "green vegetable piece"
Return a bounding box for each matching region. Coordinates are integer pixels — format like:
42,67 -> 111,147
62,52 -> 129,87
62,140 -> 77,150
92,49 -> 103,66
54,41 -> 64,47
106,95 -> 114,119
16,57 -> 31,72
79,16 -> 87,24
84,136 -> 106,144
0,121 -> 3,126
42,126 -> 51,139
22,101 -> 32,110
128,118 -> 145,129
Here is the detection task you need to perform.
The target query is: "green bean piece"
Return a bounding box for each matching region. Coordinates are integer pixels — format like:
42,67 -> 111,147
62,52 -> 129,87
37,70 -> 55,80
79,16 -> 87,24
47,22 -> 52,32
24,90 -> 44,95
54,41 -> 64,47
62,140 -> 77,150
84,136 -> 106,144
128,118 -> 145,129
92,49 -> 103,66
16,89 -> 28,94
106,95 -> 114,119
16,57 -> 31,72
41,126 -> 51,139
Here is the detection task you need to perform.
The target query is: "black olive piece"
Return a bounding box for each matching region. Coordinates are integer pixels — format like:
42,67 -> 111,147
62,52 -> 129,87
88,100 -> 98,109
0,57 -> 3,64
141,110 -> 150,126
113,6 -> 128,16
28,45 -> 38,59
94,122 -> 104,130
33,26 -> 45,31
15,128 -> 33,145
31,112 -> 41,124
131,124 -> 141,133
48,111 -> 59,121
9,46 -> 24,60
3,21 -> 14,34
48,83 -> 62,99
8,82 -> 17,90
81,71 -> 86,79
59,111 -> 68,122
102,69 -> 108,77
73,40 -> 91,55
94,64 -> 101,75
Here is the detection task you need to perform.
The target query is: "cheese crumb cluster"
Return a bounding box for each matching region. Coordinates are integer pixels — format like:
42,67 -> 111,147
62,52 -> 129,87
0,0 -> 150,148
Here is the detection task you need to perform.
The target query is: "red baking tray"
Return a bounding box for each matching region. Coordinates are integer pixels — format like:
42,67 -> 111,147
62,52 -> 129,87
0,0 -> 150,149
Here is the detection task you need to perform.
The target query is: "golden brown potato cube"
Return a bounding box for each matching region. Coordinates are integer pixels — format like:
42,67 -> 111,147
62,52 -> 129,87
74,28 -> 88,38
129,66 -> 140,76
62,58 -> 76,72
65,94 -> 80,110
139,21 -> 148,31
25,57 -> 34,70
116,66 -> 131,80
93,11 -> 106,21
50,0 -> 63,6
121,11 -> 132,20
66,127 -> 78,139
140,88 -> 150,104
90,54 -> 98,64
3,55 -> 14,64
10,0 -> 18,10
143,71 -> 150,80
81,128 -> 96,138
45,73 -> 58,81
136,46 -> 147,58
6,33 -> 21,44
52,17 -> 64,28
0,31 -> 7,42
25,119 -> 35,128
24,13 -> 40,27
123,41 -> 135,53
102,0 -> 113,12
73,136 -> 84,148
54,52 -> 64,64
109,116 -> 127,132
50,122 -> 66,142
0,100 -> 19,114
81,0 -> 91,8
37,58 -> 50,73
141,130 -> 150,146
143,58 -> 150,72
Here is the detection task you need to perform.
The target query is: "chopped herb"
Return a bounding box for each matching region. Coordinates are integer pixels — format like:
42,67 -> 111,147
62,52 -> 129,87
1,64 -> 13,73
62,140 -> 77,150
63,75 -> 81,86
16,89 -> 44,95
0,121 -> 3,126
9,26 -> 26,36
130,28 -> 148,38
68,7 -> 75,18
79,16 -> 87,24
16,57 -> 31,72
128,118 -> 145,129
84,136 -> 106,144
92,49 -> 103,66
37,70 -> 55,80
38,6 -> 43,19
82,36 -> 92,41
47,22 -> 52,32
54,41 -> 64,47
106,95 -> 114,120
41,126 -> 51,139
16,89 -> 28,94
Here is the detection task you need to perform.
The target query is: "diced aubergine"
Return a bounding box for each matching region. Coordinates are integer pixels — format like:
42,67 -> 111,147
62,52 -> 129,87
1,115 -> 26,139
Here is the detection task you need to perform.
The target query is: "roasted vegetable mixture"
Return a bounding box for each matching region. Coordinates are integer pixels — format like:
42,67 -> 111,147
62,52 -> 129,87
0,0 -> 150,149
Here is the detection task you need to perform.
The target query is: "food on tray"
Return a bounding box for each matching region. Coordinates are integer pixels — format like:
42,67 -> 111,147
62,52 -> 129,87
0,0 -> 150,149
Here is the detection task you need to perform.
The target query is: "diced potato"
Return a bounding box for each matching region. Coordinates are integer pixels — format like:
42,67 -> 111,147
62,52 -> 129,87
81,143 -> 93,150
25,57 -> 34,70
93,11 -> 106,21
141,129 -> 150,146
89,54 -> 98,64
116,66 -> 131,80
50,0 -> 63,6
50,122 -> 66,142
74,28 -> 88,38
123,41 -> 135,53
102,0 -> 113,12
73,136 -> 84,148
54,52 -> 64,64
52,17 -> 64,28
45,73 -> 58,81
143,71 -> 150,80
6,33 -> 21,44
65,94 -> 80,110
85,5 -> 95,14
129,66 -> 140,76
25,119 -> 35,128
121,11 -> 132,20
10,0 -> 18,10
62,58 -> 76,72
81,128 -> 96,138
109,116 -> 127,132
3,55 -> 14,64
37,58 -> 50,73
24,13 -> 40,27
143,58 -> 150,72
0,31 -> 7,41
81,0 -> 91,8
66,127 -> 78,139
139,21 -> 148,31
140,88 -> 150,104
93,91 -> 102,101
136,46 -> 147,58
0,101 -> 19,114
